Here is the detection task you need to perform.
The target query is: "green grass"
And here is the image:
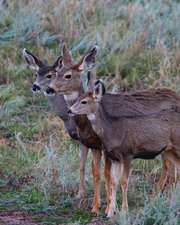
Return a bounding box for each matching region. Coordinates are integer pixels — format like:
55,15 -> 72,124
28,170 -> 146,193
0,0 -> 180,224
0,178 -> 179,224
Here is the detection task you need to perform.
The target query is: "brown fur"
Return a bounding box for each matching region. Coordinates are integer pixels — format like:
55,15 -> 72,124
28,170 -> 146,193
70,83 -> 180,217
102,88 -> 180,118
74,114 -> 102,149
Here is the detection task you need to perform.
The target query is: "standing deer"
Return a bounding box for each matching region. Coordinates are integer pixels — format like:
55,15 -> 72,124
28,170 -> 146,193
69,74 -> 180,217
44,45 -> 112,214
46,42 -> 179,213
22,48 -> 107,214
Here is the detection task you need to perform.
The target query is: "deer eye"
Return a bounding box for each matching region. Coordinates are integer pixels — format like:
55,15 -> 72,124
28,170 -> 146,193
81,100 -> 87,105
46,74 -> 52,79
64,74 -> 72,80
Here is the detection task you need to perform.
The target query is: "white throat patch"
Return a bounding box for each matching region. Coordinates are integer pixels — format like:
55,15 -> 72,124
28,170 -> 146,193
87,113 -> 96,121
64,91 -> 79,103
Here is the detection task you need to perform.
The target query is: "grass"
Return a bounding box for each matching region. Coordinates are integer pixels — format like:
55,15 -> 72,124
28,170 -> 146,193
0,174 -> 179,224
0,0 -> 179,224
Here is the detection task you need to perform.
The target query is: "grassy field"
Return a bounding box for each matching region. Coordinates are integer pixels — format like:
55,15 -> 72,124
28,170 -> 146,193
0,0 -> 180,224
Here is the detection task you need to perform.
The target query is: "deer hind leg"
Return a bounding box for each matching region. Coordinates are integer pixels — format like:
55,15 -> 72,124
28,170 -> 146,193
107,161 -> 122,218
91,149 -> 102,215
120,161 -> 131,212
104,154 -> 111,215
163,150 -> 180,170
174,167 -> 178,187
162,150 -> 180,186
77,143 -> 89,200
158,158 -> 171,191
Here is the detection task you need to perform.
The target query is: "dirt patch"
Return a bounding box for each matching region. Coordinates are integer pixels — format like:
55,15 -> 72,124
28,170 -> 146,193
0,211 -> 39,225
0,212 -> 108,225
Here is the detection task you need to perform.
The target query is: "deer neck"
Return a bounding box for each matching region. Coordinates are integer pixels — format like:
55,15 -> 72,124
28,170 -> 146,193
64,84 -> 84,107
64,92 -> 79,106
87,102 -> 111,137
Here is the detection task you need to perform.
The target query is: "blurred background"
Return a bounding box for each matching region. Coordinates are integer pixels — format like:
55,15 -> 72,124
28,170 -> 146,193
0,0 -> 179,224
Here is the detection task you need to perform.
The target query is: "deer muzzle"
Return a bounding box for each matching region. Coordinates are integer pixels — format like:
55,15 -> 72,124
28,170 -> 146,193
67,109 -> 75,116
45,87 -> 56,96
32,84 -> 41,93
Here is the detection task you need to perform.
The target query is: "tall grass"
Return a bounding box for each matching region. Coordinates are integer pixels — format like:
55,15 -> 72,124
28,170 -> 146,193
1,0 -> 180,88
114,186 -> 180,225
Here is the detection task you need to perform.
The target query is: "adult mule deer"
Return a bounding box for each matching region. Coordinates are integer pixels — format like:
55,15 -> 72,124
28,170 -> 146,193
69,74 -> 180,217
44,44 -> 112,214
23,49 -> 100,212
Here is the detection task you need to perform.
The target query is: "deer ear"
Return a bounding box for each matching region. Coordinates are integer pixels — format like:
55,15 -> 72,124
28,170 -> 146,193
61,43 -> 73,65
53,56 -> 63,70
75,45 -> 98,71
93,80 -> 106,101
23,48 -> 44,72
86,71 -> 94,92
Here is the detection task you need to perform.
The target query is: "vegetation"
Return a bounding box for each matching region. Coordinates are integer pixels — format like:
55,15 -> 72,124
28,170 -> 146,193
0,0 -> 179,224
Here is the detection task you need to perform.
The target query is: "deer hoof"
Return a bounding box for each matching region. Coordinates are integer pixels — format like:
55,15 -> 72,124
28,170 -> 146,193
122,205 -> 128,213
107,207 -> 117,218
91,205 -> 99,215
105,206 -> 109,215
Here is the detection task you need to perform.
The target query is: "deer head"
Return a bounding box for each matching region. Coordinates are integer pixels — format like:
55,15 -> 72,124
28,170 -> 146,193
69,71 -> 106,118
23,48 -> 62,94
45,44 -> 98,96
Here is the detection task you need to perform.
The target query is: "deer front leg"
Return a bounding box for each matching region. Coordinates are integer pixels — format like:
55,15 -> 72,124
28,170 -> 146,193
104,154 -> 111,215
91,149 -> 102,215
107,161 -> 122,218
120,161 -> 131,212
77,143 -> 89,200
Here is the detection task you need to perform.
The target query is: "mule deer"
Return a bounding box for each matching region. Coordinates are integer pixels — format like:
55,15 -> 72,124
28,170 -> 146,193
44,44 -> 112,214
69,74 -> 180,217
23,49 -> 91,203
22,48 -> 109,214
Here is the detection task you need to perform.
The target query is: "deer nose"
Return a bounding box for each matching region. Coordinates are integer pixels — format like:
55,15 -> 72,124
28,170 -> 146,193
67,109 -> 72,114
32,84 -> 41,92
68,109 -> 75,116
46,87 -> 55,95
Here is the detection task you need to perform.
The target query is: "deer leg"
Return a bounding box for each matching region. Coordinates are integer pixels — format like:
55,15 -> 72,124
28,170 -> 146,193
77,143 -> 89,200
162,150 -> 180,187
107,161 -> 123,218
104,154 -> 111,215
91,149 -> 102,215
173,167 -> 178,188
163,150 -> 180,170
120,161 -> 131,212
158,158 -> 171,191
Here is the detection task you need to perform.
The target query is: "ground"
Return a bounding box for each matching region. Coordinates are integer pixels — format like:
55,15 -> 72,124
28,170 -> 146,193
0,169 -> 179,225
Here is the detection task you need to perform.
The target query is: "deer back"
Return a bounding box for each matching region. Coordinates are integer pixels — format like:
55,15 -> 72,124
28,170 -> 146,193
101,88 -> 180,119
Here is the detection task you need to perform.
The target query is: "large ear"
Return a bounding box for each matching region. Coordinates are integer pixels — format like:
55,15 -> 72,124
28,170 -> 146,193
74,45 -> 98,71
86,71 -> 94,92
61,43 -> 73,65
93,80 -> 106,101
52,55 -> 63,70
23,48 -> 44,72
